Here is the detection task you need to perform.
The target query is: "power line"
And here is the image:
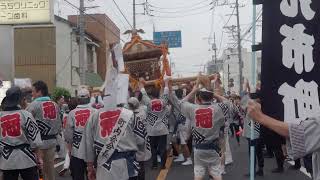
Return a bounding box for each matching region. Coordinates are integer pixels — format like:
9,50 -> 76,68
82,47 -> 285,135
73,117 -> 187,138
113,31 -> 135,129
109,4 -> 130,31
149,2 -> 213,14
217,6 -> 236,56
56,49 -> 77,77
228,10 -> 262,48
149,8 -> 213,18
63,0 -> 125,43
148,0 -> 211,10
223,6 -> 236,28
112,0 -> 133,29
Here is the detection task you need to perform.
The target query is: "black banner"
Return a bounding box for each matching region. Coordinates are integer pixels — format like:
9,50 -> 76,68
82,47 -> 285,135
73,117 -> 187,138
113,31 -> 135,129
261,0 -> 320,143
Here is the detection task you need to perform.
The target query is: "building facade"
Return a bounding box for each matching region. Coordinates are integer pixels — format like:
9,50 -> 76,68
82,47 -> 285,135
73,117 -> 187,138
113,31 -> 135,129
55,16 -> 100,95
220,48 -> 261,93
68,14 -> 120,80
0,14 -> 118,95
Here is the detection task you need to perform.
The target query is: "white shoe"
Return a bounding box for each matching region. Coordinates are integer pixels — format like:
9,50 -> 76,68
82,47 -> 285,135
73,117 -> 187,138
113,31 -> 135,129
174,154 -> 184,162
174,157 -> 185,162
157,155 -> 161,163
181,159 -> 192,165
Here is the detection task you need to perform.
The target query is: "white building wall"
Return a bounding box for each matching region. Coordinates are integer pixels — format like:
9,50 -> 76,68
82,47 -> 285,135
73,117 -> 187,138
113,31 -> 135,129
0,26 -> 14,81
55,20 -> 80,96
222,48 -> 261,94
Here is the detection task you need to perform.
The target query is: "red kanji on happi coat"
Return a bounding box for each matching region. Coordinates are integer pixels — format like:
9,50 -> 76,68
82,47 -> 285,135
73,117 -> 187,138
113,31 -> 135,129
99,110 -> 121,138
0,113 -> 22,138
42,102 -> 57,120
195,108 -> 214,129
75,109 -> 91,127
151,100 -> 163,112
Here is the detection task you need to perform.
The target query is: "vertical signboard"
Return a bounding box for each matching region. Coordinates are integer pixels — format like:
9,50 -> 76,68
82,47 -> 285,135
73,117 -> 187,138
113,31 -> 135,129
0,0 -> 53,24
261,1 -> 320,142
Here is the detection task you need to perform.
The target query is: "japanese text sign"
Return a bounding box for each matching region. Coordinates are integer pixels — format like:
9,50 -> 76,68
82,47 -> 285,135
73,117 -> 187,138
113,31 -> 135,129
0,0 -> 52,24
153,31 -> 182,48
261,0 -> 320,125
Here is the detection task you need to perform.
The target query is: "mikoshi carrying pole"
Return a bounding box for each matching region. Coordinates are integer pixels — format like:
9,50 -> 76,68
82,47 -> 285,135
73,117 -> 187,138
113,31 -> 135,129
250,1 -> 257,180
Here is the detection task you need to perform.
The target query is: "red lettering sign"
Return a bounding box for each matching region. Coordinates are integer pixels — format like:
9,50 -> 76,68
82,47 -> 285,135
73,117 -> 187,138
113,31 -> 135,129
195,108 -> 214,129
0,113 -> 22,138
75,109 -> 91,127
151,100 -> 163,112
42,102 -> 57,120
99,110 -> 121,138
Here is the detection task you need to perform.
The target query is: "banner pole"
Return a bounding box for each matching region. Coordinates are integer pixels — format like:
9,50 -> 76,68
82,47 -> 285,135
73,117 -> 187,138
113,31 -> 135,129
250,1 -> 257,180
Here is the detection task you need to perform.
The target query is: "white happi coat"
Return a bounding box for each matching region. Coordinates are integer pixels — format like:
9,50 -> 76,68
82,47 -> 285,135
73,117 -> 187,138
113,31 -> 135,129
287,117 -> 320,180
64,104 -> 96,160
170,94 -> 231,174
26,97 -> 62,149
141,87 -> 170,137
170,94 -> 229,146
85,107 -> 148,180
0,109 -> 42,170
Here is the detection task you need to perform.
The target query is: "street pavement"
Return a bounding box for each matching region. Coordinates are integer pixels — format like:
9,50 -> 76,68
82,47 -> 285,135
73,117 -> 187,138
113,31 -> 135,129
55,137 -> 312,180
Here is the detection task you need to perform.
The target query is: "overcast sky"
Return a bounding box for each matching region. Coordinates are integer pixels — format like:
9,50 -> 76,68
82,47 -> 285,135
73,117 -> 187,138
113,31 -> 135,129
55,0 -> 262,77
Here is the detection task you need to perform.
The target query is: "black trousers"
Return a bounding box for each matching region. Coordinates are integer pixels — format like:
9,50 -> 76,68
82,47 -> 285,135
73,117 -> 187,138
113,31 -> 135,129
137,161 -> 145,180
265,143 -> 274,157
303,154 -> 313,174
70,156 -> 87,180
247,138 -> 264,170
2,166 -> 39,180
230,123 -> 236,137
294,159 -> 301,168
150,135 -> 167,167
271,143 -> 285,169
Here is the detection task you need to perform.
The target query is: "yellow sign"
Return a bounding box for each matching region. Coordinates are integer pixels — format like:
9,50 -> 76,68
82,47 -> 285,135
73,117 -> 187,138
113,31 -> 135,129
0,0 -> 52,24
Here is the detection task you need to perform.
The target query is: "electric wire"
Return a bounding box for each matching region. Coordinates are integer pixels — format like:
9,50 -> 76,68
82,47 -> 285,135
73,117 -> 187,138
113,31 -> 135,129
148,2 -> 213,14
147,0 -> 211,10
148,8 -> 213,18
63,0 -> 125,42
112,0 -> 133,29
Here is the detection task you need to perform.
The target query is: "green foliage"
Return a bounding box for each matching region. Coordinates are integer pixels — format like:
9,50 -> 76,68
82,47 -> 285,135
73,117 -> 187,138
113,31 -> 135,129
51,87 -> 71,102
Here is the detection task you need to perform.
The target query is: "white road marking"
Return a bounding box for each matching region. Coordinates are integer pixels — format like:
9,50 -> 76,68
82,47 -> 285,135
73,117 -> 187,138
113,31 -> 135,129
287,160 -> 312,179
54,161 -> 65,168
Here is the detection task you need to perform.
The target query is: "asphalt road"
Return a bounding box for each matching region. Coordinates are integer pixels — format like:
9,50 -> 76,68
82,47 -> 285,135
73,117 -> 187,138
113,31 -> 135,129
54,137 -> 312,180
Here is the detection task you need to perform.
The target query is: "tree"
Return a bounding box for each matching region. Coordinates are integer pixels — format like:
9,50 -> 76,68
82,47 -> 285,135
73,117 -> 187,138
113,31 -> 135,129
52,87 -> 71,102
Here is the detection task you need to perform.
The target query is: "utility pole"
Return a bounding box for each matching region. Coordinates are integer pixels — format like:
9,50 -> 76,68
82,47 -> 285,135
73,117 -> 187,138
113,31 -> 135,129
227,64 -> 230,92
79,0 -> 86,85
213,33 -> 217,64
133,0 -> 136,29
235,0 -> 243,92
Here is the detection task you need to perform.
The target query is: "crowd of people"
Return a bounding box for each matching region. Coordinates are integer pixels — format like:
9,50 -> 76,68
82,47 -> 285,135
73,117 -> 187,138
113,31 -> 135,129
0,73 -> 318,180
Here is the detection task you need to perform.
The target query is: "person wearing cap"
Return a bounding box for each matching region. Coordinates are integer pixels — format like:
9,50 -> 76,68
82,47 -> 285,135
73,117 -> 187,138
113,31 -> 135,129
26,81 -> 62,180
127,96 -> 151,180
90,88 -> 104,110
138,77 -> 171,169
0,86 -> 42,180
64,87 -> 96,180
169,75 -> 232,180
85,92 -> 149,180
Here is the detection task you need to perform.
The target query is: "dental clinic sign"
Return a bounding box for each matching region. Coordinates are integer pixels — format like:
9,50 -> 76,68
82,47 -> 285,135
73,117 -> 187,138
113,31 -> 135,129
261,1 -> 320,124
0,0 -> 53,24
